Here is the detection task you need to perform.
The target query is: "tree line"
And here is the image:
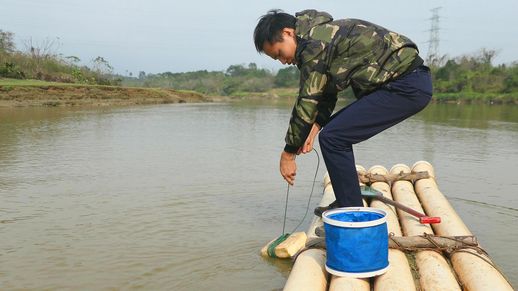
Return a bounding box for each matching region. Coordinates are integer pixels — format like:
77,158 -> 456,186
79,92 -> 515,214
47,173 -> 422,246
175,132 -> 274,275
431,49 -> 518,95
124,49 -> 518,99
2,29 -> 517,99
122,63 -> 299,96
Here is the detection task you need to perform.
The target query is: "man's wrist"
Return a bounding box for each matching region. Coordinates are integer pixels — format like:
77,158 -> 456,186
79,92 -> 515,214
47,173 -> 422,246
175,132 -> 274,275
281,150 -> 296,160
283,144 -> 299,154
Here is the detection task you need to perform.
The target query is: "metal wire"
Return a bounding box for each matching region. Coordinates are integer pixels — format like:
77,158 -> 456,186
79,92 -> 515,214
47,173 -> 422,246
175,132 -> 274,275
281,183 -> 290,235
280,149 -> 321,235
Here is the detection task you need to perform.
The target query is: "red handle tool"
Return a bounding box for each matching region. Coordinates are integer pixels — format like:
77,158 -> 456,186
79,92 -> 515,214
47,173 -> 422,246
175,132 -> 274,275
361,186 -> 441,224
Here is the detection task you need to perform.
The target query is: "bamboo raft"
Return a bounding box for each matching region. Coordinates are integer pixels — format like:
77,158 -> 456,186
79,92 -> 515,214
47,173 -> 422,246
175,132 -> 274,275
282,161 -> 514,291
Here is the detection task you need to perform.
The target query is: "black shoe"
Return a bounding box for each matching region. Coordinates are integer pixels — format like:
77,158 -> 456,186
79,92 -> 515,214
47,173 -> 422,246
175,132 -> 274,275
314,200 -> 340,218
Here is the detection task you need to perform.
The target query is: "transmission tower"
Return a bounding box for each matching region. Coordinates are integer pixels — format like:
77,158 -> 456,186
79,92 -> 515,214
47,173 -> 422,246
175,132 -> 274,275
426,7 -> 442,67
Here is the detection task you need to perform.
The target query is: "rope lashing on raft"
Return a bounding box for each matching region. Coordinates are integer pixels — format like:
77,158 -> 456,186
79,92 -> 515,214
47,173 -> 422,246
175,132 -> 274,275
358,170 -> 430,184
390,233 -> 514,288
305,233 -> 482,253
302,233 -> 513,287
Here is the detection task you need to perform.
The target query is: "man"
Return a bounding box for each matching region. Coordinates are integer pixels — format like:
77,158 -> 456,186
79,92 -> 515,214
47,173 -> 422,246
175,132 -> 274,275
254,9 -> 432,216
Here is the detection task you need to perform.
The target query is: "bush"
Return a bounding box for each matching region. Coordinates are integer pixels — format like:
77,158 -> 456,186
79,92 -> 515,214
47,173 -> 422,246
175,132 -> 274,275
0,30 -> 120,86
0,61 -> 25,79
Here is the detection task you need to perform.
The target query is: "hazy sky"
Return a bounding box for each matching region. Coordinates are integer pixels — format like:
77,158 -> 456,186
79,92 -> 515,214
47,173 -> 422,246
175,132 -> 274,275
1,0 -> 517,75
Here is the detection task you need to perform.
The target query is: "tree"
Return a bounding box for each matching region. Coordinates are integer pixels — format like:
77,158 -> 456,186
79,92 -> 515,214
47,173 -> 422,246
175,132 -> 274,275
65,55 -> 81,65
139,71 -> 146,80
0,30 -> 16,53
225,64 -> 246,77
91,56 -> 113,75
275,66 -> 299,87
479,49 -> 497,65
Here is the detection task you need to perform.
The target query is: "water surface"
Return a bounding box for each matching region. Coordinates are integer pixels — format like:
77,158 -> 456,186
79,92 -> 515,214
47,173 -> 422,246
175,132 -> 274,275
0,101 -> 517,289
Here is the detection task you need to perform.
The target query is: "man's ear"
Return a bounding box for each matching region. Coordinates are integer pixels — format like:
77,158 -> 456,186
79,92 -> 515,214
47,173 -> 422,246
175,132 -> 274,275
282,27 -> 296,38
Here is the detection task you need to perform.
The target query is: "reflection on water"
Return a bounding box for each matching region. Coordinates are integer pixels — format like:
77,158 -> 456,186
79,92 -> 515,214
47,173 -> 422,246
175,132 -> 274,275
0,102 -> 517,290
420,103 -> 518,128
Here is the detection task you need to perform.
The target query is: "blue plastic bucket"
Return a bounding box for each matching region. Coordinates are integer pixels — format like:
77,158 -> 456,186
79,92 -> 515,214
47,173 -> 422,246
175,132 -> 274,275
322,207 -> 389,278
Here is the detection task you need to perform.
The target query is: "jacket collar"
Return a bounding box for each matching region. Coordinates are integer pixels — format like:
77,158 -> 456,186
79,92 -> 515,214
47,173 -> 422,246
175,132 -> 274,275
295,37 -> 326,67
295,9 -> 333,38
294,10 -> 333,66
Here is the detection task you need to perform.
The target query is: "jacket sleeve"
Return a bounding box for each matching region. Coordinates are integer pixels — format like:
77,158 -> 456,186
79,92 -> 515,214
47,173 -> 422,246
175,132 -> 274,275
315,91 -> 337,127
284,63 -> 329,153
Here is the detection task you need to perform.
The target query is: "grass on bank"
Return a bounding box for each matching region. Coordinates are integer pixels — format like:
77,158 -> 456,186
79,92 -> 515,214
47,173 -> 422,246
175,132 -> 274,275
0,78 -> 210,107
2,78 -> 517,105
0,78 -> 87,87
228,87 -> 298,98
0,78 -> 199,95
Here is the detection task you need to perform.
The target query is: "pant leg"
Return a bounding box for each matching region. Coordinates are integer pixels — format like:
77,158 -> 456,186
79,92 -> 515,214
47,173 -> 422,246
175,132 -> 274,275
319,67 -> 432,207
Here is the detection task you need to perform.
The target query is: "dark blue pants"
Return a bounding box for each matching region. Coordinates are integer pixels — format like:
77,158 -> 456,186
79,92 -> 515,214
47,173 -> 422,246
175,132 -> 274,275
318,66 -> 433,207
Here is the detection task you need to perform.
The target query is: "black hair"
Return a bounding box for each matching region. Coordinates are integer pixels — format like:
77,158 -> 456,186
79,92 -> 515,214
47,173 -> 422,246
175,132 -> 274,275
254,9 -> 296,53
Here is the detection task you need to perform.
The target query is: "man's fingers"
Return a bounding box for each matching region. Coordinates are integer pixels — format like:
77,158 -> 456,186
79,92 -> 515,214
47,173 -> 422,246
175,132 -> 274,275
282,172 -> 296,185
280,151 -> 297,185
301,145 -> 312,154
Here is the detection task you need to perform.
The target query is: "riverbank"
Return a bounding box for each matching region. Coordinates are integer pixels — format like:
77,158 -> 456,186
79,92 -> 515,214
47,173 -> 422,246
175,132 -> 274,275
0,79 -> 222,107
228,87 -> 518,104
433,92 -> 518,105
2,79 -> 517,107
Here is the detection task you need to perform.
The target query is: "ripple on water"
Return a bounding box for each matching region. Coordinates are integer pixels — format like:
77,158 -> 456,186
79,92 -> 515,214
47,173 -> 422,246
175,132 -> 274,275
0,103 -> 517,289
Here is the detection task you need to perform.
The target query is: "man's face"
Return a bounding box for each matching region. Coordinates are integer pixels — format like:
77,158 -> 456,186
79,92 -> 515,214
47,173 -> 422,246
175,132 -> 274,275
262,28 -> 297,65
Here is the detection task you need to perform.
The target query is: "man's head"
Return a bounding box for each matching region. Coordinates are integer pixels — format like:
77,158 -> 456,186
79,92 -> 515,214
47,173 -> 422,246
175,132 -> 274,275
254,10 -> 298,65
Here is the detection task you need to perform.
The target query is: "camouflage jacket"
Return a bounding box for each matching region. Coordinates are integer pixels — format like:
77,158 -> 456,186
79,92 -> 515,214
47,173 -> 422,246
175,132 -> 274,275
284,10 -> 422,153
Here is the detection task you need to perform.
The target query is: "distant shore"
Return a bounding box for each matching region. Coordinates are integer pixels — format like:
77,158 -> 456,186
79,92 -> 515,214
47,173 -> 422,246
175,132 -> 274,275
0,79 -> 228,107
1,78 -> 517,107
432,92 -> 518,105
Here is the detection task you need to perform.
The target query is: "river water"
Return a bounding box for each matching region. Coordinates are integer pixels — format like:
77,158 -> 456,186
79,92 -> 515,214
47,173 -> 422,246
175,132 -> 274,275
0,100 -> 517,290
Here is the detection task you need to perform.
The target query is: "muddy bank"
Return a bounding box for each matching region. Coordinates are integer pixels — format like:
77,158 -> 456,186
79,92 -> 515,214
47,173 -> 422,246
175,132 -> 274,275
3,83 -> 515,108
0,84 -> 220,107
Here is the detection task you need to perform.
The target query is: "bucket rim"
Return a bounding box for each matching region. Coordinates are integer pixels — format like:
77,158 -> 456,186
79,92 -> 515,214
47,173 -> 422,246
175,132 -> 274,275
325,263 -> 389,278
322,207 -> 387,228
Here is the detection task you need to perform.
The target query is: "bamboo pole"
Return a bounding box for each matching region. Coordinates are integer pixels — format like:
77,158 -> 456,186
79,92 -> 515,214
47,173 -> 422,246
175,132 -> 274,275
321,168 -> 372,290
321,180 -> 371,291
367,165 -> 402,236
283,183 -> 333,291
306,183 -> 336,240
390,164 -> 461,291
411,161 -> 471,236
355,165 -> 367,187
260,232 -> 307,258
283,249 -> 328,291
366,165 -> 416,291
329,276 -> 370,291
284,165 -> 382,291
356,165 -> 368,206
412,161 -> 513,291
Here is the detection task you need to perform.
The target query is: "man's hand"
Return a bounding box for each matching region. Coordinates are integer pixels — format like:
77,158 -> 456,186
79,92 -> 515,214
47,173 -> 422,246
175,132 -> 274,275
299,123 -> 321,154
280,151 -> 297,185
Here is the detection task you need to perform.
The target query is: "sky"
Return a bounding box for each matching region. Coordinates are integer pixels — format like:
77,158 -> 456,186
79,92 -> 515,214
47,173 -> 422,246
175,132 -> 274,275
1,0 -> 517,75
